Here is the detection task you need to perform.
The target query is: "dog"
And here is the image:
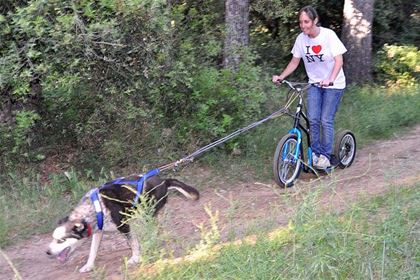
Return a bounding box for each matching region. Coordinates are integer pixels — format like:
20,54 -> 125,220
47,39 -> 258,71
46,174 -> 199,273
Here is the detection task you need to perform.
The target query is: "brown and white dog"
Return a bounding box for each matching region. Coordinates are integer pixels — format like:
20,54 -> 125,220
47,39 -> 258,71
46,175 -> 199,272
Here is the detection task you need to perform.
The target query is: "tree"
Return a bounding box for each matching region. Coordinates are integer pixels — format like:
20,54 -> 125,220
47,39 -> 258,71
341,0 -> 375,84
223,0 -> 250,70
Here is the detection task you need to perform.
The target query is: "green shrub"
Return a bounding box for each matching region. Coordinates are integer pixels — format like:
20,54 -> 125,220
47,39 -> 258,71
169,60 -> 268,152
0,110 -> 45,167
374,44 -> 419,87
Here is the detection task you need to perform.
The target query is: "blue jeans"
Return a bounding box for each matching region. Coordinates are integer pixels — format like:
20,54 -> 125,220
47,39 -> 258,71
307,86 -> 344,160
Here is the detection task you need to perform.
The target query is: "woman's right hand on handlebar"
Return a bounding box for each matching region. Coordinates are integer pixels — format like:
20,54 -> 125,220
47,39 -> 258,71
319,79 -> 334,87
272,75 -> 284,84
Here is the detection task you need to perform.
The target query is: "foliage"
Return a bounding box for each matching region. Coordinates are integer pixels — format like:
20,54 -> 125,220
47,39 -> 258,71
373,0 -> 420,48
0,110 -> 40,166
125,195 -> 165,265
373,44 -> 420,87
1,3 -> 419,278
0,0 -> 419,172
192,205 -> 221,252
0,0 -> 238,169
170,58 -> 268,151
12,110 -> 40,154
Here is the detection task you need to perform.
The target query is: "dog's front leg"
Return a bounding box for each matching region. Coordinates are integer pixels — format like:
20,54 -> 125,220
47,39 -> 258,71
125,233 -> 140,265
79,231 -> 103,273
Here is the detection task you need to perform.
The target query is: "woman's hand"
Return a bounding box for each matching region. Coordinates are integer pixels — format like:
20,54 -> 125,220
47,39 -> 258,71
272,75 -> 284,84
320,79 -> 333,87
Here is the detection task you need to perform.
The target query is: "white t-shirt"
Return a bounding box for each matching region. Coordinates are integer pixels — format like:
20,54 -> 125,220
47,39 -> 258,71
291,27 -> 347,89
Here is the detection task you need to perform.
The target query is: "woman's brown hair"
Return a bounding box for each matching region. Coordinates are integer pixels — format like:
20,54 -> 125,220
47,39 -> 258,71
299,5 -> 320,26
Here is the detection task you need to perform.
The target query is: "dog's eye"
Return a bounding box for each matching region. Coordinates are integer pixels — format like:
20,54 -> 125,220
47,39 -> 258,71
56,238 -> 66,244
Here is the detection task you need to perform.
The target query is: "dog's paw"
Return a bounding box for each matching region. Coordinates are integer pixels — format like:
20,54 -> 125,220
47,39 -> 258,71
79,264 -> 94,273
127,256 -> 139,265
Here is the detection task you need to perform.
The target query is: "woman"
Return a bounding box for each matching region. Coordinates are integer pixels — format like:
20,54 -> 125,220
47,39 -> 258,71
272,5 -> 347,169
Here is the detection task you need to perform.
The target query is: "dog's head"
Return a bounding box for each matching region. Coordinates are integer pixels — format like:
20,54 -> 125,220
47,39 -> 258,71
46,217 -> 93,262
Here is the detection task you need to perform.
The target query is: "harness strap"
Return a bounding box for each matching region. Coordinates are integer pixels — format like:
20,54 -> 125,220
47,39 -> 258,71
90,168 -> 160,231
86,223 -> 92,237
100,177 -> 133,189
89,188 -> 104,230
132,168 -> 160,207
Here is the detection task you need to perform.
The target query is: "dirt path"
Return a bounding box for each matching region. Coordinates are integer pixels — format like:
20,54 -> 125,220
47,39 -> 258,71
1,125 -> 420,280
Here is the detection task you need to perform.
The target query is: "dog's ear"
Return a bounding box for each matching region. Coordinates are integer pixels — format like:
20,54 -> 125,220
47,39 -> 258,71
73,222 -> 85,233
58,216 -> 69,225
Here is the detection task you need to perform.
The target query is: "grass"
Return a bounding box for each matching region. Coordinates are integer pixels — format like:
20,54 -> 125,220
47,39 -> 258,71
125,196 -> 169,265
0,171 -> 91,246
336,84 -> 420,146
134,183 -> 419,279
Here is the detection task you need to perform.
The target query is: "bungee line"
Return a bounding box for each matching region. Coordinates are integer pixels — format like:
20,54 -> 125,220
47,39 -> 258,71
158,91 -> 299,172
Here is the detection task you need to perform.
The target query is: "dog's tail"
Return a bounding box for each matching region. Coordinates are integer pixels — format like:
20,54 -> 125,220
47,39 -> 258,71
166,179 -> 199,201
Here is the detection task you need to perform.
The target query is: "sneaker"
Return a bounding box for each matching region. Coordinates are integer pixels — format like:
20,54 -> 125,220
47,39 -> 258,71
312,153 -> 319,165
315,155 -> 331,169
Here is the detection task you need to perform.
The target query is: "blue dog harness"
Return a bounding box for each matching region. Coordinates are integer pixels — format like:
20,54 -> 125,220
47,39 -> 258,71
89,188 -> 104,230
132,168 -> 160,206
89,168 -> 160,230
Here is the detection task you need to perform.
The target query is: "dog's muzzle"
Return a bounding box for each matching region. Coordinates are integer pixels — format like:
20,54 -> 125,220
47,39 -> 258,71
46,246 -> 72,262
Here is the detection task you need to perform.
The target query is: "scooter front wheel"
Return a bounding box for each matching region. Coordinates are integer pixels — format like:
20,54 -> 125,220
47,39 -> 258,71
273,133 -> 302,187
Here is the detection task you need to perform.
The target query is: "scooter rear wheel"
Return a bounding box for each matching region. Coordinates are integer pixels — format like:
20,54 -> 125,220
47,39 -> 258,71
334,130 -> 356,168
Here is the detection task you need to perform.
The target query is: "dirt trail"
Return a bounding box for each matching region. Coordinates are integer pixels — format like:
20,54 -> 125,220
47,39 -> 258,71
1,125 -> 420,280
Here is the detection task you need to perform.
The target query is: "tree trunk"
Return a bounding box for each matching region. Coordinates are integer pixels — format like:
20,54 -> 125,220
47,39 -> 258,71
0,88 -> 13,124
341,0 -> 375,84
223,0 -> 249,70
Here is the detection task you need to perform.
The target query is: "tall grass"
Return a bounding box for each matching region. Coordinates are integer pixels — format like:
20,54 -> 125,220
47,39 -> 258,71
336,84 -> 420,146
0,171 -> 91,246
124,195 -> 167,265
136,183 -> 419,279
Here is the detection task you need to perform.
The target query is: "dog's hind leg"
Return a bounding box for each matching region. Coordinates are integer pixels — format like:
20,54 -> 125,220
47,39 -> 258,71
79,231 -> 103,273
125,232 -> 140,265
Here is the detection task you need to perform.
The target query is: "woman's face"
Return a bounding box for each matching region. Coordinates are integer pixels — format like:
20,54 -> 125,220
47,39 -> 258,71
299,12 -> 317,36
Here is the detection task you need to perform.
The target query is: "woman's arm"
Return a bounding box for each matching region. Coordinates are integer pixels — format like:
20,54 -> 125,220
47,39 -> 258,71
272,56 -> 301,83
320,54 -> 343,86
